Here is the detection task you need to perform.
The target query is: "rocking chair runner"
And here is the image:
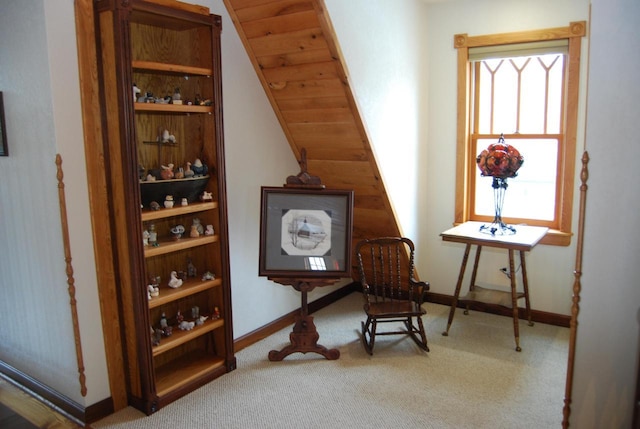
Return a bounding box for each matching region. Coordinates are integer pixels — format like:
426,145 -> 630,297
355,237 -> 430,354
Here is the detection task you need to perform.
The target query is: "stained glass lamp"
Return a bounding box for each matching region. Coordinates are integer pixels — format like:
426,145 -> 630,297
476,134 -> 524,235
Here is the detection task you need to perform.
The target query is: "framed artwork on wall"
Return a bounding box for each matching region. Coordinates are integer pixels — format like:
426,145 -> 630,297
0,92 -> 7,156
259,186 -> 354,278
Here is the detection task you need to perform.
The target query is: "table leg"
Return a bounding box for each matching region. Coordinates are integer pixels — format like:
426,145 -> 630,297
443,243 -> 472,337
520,250 -> 534,326
508,249 -> 521,352
464,245 -> 482,315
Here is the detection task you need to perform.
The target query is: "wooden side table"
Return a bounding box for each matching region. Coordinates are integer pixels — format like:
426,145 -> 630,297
440,221 -> 548,351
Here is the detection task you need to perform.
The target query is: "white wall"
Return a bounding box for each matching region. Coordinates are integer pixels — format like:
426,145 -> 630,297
571,0 -> 640,426
422,0 -> 590,316
323,0 -> 429,242
0,0 -> 109,405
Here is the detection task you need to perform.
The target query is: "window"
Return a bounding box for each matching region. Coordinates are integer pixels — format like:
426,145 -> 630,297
453,22 -> 587,246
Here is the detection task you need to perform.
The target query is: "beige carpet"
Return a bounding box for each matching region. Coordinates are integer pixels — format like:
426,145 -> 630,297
92,293 -> 569,429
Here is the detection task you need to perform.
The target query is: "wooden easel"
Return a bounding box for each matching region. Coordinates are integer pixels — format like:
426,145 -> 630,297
267,148 -> 340,361
267,278 -> 340,361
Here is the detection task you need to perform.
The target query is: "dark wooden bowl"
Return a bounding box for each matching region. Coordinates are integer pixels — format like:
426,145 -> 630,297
139,175 -> 210,208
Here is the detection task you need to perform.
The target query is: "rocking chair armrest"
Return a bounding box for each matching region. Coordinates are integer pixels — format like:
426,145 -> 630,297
410,280 -> 430,305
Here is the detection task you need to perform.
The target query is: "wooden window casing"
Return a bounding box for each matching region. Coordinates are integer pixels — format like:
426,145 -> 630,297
453,22 -> 587,246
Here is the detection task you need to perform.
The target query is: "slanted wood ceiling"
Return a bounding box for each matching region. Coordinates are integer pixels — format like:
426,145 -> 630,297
222,0 -> 404,273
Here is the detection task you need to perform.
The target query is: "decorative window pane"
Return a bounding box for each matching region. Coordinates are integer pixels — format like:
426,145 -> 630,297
474,138 -> 558,221
472,53 -> 565,223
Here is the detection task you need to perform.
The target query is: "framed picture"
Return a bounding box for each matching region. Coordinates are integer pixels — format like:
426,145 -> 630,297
259,187 -> 354,278
0,92 -> 7,156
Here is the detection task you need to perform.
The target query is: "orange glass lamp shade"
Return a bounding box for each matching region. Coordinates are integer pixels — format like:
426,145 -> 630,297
476,134 -> 524,179
476,134 -> 524,235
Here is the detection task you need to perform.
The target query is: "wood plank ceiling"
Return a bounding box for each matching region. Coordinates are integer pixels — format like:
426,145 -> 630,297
222,0 -> 404,273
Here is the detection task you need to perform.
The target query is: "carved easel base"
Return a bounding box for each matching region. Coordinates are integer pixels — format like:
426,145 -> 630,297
268,314 -> 340,361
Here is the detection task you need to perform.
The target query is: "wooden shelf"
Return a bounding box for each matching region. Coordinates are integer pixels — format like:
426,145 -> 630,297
152,318 -> 224,357
142,201 -> 217,222
134,103 -> 213,113
149,278 -> 221,309
155,350 -> 225,397
132,60 -> 213,76
144,235 -> 218,258
460,285 -> 525,308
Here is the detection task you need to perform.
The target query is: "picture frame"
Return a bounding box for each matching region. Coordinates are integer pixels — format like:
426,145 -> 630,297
0,92 -> 7,156
259,186 -> 354,278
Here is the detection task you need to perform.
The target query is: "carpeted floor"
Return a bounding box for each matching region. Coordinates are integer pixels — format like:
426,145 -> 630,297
92,293 -> 569,429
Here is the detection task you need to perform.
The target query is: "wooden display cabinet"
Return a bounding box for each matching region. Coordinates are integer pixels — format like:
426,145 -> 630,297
94,0 -> 235,414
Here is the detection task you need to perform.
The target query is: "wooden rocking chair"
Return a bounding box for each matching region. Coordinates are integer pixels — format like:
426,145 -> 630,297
355,237 -> 430,355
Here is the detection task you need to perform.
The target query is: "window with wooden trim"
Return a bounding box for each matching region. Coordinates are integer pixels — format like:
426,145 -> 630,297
453,22 -> 587,246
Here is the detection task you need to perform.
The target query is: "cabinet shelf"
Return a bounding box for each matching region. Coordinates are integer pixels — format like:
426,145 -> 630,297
149,277 -> 221,309
132,60 -> 213,77
134,103 -> 213,113
142,201 -> 217,222
153,318 -> 224,356
144,235 -> 218,258
155,350 -> 225,397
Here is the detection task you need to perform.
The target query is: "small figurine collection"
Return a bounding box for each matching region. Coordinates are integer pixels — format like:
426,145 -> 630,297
150,305 -> 221,347
143,218 -> 214,247
133,84 -> 213,107
146,257 -> 216,299
142,158 -> 209,183
147,255 -> 219,346
139,153 -> 212,210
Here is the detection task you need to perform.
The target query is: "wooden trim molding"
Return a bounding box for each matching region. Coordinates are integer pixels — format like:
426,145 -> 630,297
425,291 -> 571,328
563,151 -> 590,428
0,362 -> 114,424
454,21 -> 586,48
234,283 -> 358,352
55,154 -> 87,398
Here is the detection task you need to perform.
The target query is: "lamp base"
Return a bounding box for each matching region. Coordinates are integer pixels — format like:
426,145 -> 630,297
479,176 -> 516,236
479,219 -> 517,236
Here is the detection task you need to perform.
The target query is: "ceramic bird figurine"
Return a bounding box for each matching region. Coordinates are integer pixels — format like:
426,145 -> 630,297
184,162 -> 194,178
160,163 -> 175,180
191,158 -> 208,176
168,271 -> 183,289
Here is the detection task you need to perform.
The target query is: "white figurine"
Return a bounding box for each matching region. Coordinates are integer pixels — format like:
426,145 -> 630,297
133,84 -> 141,102
205,225 -> 214,236
179,320 -> 195,331
201,271 -> 215,281
168,271 -> 183,289
147,284 -> 159,299
195,315 -> 208,326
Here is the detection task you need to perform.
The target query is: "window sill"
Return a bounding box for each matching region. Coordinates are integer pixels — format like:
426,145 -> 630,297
540,229 -> 572,246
